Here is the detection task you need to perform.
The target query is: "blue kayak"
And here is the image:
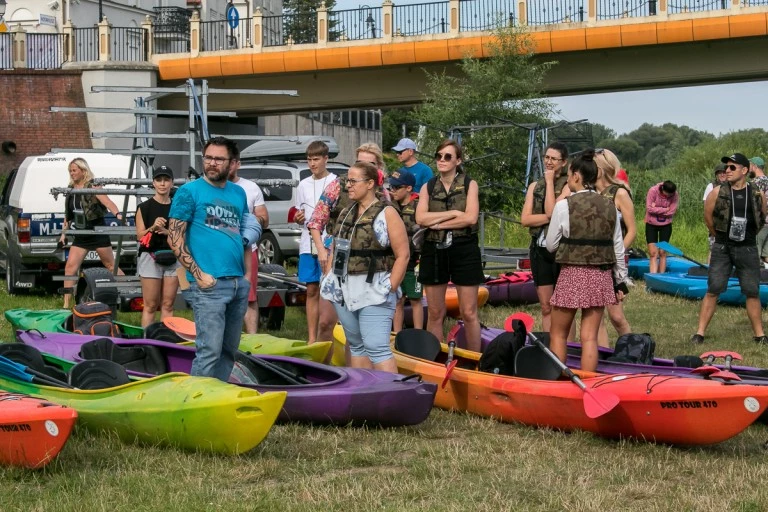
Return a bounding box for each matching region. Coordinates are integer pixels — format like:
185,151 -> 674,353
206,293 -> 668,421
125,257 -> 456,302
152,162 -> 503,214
627,257 -> 696,280
644,272 -> 768,306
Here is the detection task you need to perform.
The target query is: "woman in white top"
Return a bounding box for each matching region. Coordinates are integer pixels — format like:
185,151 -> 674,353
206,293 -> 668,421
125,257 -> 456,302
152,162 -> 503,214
320,161 -> 409,372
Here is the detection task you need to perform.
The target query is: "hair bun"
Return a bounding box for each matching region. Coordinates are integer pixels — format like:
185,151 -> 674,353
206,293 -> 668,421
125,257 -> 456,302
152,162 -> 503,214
581,149 -> 596,161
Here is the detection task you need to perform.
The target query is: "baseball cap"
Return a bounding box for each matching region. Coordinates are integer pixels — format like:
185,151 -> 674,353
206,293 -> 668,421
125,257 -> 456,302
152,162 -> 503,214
392,138 -> 417,152
750,156 -> 765,169
153,165 -> 174,179
388,169 -> 416,188
721,153 -> 750,168
714,162 -> 727,174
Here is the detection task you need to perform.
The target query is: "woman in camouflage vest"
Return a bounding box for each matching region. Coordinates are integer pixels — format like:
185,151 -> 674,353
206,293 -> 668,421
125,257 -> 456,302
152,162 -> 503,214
320,161 -> 409,372
595,148 -> 635,347
60,157 -> 124,309
545,150 -> 630,372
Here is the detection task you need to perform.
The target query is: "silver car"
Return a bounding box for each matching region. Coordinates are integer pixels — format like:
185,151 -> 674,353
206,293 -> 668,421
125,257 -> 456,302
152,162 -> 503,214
238,161 -> 349,265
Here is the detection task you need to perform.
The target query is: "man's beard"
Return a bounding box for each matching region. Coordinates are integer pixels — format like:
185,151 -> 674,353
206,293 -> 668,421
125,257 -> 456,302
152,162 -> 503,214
205,166 -> 229,182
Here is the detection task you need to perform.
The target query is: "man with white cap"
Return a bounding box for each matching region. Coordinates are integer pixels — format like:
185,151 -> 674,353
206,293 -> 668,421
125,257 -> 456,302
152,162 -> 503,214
392,138 -> 434,191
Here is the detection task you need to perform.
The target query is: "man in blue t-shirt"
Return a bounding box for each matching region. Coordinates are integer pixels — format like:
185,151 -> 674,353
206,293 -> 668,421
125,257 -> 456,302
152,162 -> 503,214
168,136 -> 251,382
392,137 -> 434,192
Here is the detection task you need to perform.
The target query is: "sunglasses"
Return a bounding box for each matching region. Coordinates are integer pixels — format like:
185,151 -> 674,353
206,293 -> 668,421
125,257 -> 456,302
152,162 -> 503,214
388,184 -> 407,191
435,152 -> 455,162
394,149 -> 409,155
726,164 -> 741,171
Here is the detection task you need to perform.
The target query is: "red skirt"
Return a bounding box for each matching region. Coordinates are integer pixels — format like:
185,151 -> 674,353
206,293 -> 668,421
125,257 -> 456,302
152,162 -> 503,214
550,265 -> 617,309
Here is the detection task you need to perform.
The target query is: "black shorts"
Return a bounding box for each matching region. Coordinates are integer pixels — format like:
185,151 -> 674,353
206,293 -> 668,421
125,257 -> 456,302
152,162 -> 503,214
530,241 -> 560,287
645,223 -> 673,245
72,234 -> 112,250
418,236 -> 485,286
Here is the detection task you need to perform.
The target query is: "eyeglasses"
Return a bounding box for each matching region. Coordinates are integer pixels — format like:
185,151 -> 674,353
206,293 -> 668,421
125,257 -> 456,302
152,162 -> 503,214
543,155 -> 563,162
435,152 -> 455,162
346,178 -> 372,186
203,155 -> 230,165
726,164 -> 741,171
388,184 -> 407,191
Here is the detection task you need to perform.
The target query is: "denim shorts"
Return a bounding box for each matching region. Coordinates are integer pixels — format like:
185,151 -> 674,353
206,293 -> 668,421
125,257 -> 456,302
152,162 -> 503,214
708,243 -> 761,297
334,293 -> 396,364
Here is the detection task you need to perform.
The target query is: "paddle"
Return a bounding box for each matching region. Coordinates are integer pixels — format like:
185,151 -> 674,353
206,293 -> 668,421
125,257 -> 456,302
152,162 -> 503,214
656,241 -> 707,269
527,332 -> 620,419
243,354 -> 311,385
0,355 -> 74,388
441,338 -> 458,389
504,312 -> 535,334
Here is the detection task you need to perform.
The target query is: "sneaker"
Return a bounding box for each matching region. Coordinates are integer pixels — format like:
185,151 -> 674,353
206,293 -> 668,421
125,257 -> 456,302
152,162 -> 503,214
754,336 -> 768,345
690,334 -> 705,344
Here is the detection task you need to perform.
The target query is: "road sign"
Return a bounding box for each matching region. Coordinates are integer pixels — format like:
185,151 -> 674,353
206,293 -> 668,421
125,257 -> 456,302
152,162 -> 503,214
226,4 -> 239,29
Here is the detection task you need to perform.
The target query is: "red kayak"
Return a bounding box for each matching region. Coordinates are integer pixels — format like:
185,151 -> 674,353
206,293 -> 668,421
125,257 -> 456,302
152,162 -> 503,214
484,271 -> 538,305
0,392 -> 77,468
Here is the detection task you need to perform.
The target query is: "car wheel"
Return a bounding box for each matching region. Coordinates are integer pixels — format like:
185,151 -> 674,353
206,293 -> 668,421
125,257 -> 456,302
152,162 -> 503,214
5,254 -> 20,295
76,267 -> 119,315
258,232 -> 283,266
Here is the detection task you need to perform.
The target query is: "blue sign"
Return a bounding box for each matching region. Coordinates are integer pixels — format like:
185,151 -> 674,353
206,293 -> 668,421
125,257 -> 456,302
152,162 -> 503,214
226,5 -> 239,29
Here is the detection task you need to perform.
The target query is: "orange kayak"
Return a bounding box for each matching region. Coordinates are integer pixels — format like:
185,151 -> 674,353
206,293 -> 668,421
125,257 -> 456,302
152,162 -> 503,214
0,392 -> 77,468
393,342 -> 768,445
445,286 -> 489,318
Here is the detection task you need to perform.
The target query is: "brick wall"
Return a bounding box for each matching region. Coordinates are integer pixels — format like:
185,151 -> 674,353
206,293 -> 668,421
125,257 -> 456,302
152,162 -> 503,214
0,70 -> 92,175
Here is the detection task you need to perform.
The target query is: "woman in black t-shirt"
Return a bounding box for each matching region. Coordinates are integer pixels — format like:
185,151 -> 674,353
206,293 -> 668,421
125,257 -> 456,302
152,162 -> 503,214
135,167 -> 179,327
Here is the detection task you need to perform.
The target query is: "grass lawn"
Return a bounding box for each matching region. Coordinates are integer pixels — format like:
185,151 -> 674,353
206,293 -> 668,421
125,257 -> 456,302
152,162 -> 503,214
3,278 -> 768,511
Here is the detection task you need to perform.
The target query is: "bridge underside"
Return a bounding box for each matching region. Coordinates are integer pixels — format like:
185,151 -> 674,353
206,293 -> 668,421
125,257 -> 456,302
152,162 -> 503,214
158,36 -> 768,114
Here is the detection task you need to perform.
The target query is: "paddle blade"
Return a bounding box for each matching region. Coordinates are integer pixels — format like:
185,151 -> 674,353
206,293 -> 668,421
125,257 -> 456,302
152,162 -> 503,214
504,312 -> 535,333
655,241 -> 683,256
583,387 -> 620,419
163,317 -> 196,341
0,357 -> 35,383
441,359 -> 458,389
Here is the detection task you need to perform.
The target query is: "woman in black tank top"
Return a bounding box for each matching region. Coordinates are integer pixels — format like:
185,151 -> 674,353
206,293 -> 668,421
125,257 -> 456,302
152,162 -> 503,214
135,167 -> 179,327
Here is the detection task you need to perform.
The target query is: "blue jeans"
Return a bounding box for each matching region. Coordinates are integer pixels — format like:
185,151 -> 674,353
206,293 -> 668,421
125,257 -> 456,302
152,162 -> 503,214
334,293 -> 396,364
182,276 -> 249,381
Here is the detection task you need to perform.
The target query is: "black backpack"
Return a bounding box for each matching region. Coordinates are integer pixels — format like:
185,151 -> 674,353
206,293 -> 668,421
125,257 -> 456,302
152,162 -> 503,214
72,302 -> 120,337
607,333 -> 656,365
478,322 -> 526,376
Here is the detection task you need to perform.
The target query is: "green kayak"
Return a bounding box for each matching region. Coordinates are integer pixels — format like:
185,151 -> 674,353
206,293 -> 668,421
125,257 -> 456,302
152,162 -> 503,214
5,308 -> 332,362
0,352 -> 286,455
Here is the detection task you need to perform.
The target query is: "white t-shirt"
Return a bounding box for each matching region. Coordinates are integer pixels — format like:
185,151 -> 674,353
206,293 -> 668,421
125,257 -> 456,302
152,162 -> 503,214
703,183 -> 714,201
295,172 -> 336,254
233,176 -> 265,250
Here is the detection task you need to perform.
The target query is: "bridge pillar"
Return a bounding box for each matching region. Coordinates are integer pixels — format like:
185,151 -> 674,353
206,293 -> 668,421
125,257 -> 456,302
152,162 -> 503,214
12,25 -> 27,69
63,19 -> 75,63
98,17 -> 110,62
449,0 -> 460,34
190,10 -> 201,58
317,2 -> 328,45
383,0 -> 393,42
518,0 -> 527,25
253,7 -> 263,50
142,16 -> 154,59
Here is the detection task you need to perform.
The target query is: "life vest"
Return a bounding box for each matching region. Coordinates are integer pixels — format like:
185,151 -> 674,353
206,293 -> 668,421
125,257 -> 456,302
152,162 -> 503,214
600,182 -> 631,237
394,197 -> 421,267
555,191 -> 616,266
335,200 -> 395,283
80,180 -> 109,223
424,173 -> 477,243
529,173 -> 568,237
326,176 -> 351,237
712,182 -> 764,234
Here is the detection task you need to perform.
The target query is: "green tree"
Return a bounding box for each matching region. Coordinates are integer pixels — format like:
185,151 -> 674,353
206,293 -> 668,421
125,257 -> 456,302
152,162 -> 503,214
283,0 -> 337,44
410,27 -> 554,212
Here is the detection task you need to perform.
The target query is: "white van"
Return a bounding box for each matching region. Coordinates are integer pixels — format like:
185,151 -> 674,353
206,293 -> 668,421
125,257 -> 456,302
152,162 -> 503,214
0,153 -> 140,294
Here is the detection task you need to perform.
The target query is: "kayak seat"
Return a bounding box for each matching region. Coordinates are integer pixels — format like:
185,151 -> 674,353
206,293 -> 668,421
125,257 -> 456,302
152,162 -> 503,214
235,353 -> 311,386
0,343 -> 68,382
80,338 -> 169,376
394,329 -> 441,362
514,346 -> 562,381
144,322 -> 185,344
673,355 -> 704,368
69,359 -> 131,389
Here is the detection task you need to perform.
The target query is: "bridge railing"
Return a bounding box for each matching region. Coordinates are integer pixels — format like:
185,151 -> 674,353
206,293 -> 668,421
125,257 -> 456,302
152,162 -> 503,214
0,0 -> 765,68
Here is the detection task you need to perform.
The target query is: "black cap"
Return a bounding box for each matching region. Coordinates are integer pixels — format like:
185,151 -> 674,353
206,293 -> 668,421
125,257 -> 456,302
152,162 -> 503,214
153,166 -> 173,180
721,153 -> 750,168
